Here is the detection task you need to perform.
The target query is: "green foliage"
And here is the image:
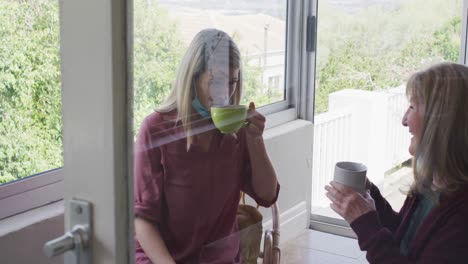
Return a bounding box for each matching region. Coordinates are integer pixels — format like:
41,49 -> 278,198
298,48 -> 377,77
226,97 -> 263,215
433,16 -> 461,62
1,0 -> 62,180
315,0 -> 462,113
132,0 -> 184,134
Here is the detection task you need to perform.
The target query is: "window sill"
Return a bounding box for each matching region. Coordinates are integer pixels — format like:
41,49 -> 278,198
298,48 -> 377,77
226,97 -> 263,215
264,108 -> 297,130
264,118 -> 312,140
0,168 -> 64,219
0,200 -> 64,238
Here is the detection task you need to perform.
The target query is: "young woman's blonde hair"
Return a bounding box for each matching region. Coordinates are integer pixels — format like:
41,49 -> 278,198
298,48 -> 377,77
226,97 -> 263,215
406,62 -> 468,196
157,28 -> 242,148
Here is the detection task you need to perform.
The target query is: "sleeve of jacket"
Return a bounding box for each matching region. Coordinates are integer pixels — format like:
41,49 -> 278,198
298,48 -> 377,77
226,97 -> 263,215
133,117 -> 165,225
369,182 -> 406,233
239,129 -> 280,208
351,204 -> 468,263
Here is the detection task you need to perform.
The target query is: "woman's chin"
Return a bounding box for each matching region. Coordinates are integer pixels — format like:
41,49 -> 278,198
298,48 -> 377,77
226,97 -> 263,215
408,144 -> 416,156
408,137 -> 418,156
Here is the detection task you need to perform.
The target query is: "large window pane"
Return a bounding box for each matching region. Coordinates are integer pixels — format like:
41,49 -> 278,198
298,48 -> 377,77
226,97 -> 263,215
0,0 -> 62,185
131,1 -> 285,262
312,0 -> 462,219
133,0 -> 287,132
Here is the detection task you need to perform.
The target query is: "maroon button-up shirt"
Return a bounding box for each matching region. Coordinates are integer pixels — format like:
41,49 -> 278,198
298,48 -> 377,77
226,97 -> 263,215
134,111 -> 278,264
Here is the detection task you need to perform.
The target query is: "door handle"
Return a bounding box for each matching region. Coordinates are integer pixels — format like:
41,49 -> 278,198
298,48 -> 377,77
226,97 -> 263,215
43,199 -> 92,264
44,225 -> 89,257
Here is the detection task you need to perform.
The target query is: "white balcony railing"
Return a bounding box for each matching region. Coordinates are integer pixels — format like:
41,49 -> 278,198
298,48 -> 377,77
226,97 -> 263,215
312,87 -> 411,209
312,109 -> 353,207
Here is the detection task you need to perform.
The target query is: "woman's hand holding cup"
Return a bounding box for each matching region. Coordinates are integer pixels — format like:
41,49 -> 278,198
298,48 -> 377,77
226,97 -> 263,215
245,102 -> 265,139
325,161 -> 376,224
325,182 -> 376,224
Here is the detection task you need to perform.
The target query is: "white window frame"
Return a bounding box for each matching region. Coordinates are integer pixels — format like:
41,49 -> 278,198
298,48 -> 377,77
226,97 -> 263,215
258,0 -> 305,128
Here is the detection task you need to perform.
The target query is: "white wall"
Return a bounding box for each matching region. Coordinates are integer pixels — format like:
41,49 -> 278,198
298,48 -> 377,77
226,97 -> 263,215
0,120 -> 314,263
261,120 -> 314,242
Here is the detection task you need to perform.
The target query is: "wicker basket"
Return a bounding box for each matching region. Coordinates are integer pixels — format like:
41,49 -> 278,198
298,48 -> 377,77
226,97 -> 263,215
237,194 -> 280,264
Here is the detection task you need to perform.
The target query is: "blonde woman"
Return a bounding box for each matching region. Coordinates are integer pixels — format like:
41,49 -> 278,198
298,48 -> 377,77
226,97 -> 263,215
134,28 -> 279,264
325,62 -> 468,263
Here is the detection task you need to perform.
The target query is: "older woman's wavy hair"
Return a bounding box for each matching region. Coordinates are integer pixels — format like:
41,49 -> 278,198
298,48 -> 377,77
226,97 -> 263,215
406,62 -> 468,196
157,28 -> 242,149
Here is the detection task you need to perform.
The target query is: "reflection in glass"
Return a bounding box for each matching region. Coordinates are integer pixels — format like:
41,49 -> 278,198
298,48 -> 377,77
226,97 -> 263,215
133,0 -> 287,135
133,28 -> 279,263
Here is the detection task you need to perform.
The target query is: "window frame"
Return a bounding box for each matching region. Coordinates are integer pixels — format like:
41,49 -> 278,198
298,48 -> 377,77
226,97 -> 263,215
0,169 -> 63,219
0,0 -> 304,219
261,0 -> 306,128
461,0 -> 468,64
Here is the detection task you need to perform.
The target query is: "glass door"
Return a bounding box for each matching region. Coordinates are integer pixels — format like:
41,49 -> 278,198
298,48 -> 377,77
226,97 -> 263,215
311,0 -> 465,235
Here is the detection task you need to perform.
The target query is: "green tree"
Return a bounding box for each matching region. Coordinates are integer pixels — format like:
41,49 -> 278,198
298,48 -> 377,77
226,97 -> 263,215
133,0 -> 184,133
433,16 -> 461,62
1,0 -> 62,181
315,0 -> 462,114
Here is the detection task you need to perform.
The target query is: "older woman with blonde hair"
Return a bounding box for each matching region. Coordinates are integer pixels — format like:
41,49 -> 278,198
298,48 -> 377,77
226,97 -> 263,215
326,62 -> 468,263
133,28 -> 279,264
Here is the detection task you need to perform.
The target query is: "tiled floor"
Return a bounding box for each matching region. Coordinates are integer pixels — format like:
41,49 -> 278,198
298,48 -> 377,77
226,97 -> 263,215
280,230 -> 368,264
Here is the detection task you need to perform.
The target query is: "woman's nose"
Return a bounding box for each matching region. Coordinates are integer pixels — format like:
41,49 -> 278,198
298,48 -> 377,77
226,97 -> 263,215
402,110 -> 409,127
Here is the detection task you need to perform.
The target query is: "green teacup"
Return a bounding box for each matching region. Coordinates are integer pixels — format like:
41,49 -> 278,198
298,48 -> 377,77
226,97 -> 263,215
211,105 -> 248,134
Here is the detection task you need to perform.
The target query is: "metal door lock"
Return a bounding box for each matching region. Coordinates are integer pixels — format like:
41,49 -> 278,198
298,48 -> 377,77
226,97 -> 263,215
43,199 -> 92,264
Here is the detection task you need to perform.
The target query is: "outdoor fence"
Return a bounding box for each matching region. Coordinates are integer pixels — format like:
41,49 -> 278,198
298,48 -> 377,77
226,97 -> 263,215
312,87 -> 411,208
